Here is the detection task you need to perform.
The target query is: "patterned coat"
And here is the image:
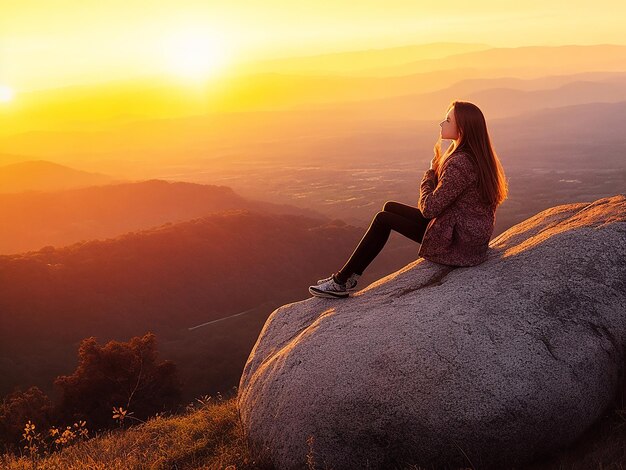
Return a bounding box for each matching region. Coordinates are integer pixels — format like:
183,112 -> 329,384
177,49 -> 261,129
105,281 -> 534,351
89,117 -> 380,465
418,149 -> 497,266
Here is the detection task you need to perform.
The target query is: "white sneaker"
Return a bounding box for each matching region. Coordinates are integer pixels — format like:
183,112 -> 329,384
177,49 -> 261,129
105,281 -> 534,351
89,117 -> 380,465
309,276 -> 350,299
317,273 -> 360,291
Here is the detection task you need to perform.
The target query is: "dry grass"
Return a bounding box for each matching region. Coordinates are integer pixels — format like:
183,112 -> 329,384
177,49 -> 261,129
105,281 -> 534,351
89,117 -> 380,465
0,395 -> 273,470
2,395 -> 626,470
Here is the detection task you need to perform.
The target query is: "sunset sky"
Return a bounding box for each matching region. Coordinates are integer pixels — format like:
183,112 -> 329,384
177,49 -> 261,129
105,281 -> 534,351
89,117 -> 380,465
2,0 -> 626,93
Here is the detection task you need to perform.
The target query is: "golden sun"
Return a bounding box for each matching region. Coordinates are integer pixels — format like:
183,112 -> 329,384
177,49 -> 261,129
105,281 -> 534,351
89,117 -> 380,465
164,31 -> 229,80
0,85 -> 14,103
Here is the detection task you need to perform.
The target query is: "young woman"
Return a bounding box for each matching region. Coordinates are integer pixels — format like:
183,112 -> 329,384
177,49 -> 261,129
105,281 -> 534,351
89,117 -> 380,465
309,100 -> 508,299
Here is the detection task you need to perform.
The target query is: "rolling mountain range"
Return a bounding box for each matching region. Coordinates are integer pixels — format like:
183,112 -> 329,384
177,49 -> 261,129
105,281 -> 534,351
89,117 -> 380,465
356,44 -> 626,77
0,207 -> 419,401
3,44 -> 626,139
0,160 -> 117,193
1,41 -> 625,407
2,76 -> 626,183
0,177 -> 326,254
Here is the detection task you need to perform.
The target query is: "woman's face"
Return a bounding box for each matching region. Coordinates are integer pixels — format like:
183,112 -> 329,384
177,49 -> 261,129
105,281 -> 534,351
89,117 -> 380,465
440,107 -> 460,141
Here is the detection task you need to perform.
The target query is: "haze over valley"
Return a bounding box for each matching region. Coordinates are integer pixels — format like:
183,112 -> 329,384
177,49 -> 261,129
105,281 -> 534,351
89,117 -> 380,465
1,41 -> 625,408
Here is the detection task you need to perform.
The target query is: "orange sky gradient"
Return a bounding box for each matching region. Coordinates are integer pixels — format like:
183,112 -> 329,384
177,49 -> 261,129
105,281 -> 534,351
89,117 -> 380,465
2,0 -> 626,93
2,0 -> 626,180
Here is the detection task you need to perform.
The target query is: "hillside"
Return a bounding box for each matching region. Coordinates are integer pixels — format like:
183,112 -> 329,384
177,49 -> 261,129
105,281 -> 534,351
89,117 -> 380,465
1,198 -> 625,469
0,160 -> 116,193
0,208 -> 420,402
0,178 -> 324,254
1,386 -> 625,469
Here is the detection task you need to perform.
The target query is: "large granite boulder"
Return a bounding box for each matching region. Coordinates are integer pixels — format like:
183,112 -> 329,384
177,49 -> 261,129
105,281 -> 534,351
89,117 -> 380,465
238,195 -> 626,469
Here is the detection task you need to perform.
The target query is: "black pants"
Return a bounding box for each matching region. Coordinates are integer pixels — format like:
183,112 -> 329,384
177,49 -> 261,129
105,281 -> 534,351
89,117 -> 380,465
335,201 -> 431,284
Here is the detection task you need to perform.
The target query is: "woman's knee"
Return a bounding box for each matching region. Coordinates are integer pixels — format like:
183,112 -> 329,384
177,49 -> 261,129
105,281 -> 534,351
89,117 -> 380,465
382,201 -> 399,212
373,210 -> 386,221
372,210 -> 392,227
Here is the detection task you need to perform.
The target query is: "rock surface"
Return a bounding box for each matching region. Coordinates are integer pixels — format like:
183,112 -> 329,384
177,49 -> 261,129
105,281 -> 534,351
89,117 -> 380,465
238,195 -> 626,469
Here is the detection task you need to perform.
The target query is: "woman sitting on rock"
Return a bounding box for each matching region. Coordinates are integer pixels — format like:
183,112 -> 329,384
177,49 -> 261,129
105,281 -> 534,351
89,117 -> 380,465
309,100 -> 508,299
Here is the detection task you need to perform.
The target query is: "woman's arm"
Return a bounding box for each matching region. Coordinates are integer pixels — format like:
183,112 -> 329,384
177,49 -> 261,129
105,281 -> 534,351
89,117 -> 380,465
418,154 -> 476,219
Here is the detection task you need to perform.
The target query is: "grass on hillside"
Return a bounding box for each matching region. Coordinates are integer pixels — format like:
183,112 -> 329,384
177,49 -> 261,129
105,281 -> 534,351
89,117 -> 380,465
2,391 -> 626,470
0,393 -> 273,470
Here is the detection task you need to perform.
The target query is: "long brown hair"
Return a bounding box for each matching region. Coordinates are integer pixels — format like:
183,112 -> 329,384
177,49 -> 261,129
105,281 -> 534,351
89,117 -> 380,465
432,101 -> 508,207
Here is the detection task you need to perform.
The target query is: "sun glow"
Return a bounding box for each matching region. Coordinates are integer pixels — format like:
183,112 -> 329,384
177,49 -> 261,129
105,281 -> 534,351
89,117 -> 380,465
0,85 -> 14,103
163,30 -> 230,80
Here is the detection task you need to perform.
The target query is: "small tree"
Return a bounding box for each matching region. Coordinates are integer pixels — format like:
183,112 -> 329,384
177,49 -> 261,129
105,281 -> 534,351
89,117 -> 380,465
0,386 -> 53,452
54,332 -> 181,430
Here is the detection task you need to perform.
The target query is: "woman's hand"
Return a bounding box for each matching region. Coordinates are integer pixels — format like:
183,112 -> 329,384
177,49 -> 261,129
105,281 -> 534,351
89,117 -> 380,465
429,155 -> 438,172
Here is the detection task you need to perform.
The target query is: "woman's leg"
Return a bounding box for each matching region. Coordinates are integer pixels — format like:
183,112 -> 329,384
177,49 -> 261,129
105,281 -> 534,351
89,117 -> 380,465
334,201 -> 431,284
382,200 -> 428,220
